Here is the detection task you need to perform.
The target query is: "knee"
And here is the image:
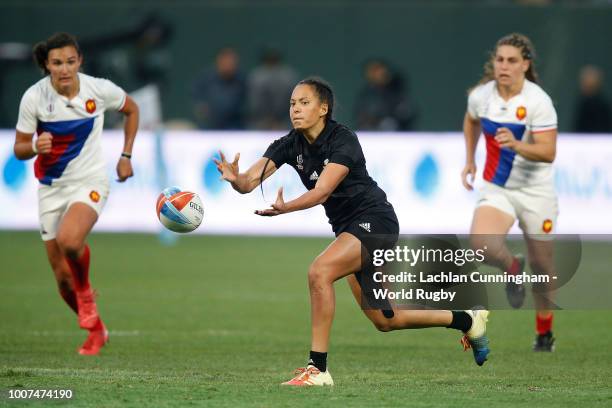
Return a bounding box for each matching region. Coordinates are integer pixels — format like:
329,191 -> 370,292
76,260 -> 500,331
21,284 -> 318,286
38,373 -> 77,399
529,257 -> 552,275
470,236 -> 502,264
373,319 -> 394,332
308,260 -> 332,292
56,234 -> 82,259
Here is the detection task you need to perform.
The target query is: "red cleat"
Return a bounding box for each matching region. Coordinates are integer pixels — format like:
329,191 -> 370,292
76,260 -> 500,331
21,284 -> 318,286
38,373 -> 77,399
78,322 -> 109,356
76,289 -> 100,330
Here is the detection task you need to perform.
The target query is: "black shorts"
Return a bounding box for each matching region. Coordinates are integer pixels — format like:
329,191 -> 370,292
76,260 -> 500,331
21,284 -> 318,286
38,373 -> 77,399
334,206 -> 399,318
333,206 -> 399,256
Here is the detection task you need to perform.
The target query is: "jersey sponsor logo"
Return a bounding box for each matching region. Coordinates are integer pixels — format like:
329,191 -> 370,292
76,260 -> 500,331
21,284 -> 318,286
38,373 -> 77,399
296,154 -> 304,170
516,106 -> 527,120
85,99 -> 97,114
89,190 -> 101,203
359,222 -> 371,232
47,103 -> 54,113
542,219 -> 553,233
309,171 -> 319,181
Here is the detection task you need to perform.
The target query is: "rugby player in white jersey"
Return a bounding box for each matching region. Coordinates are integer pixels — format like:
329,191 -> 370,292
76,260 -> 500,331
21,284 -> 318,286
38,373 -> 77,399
462,33 -> 558,351
13,32 -> 139,355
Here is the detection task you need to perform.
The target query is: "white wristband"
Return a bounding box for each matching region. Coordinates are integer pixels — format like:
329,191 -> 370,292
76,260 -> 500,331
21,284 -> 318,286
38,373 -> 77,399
32,137 -> 38,154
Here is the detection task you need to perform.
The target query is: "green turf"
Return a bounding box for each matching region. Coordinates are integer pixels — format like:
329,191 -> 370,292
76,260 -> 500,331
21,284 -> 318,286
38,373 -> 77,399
0,232 -> 611,407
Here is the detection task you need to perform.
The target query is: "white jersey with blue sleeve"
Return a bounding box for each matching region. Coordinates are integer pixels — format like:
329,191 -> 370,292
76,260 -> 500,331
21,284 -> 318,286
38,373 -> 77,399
16,72 -> 126,186
467,79 -> 557,189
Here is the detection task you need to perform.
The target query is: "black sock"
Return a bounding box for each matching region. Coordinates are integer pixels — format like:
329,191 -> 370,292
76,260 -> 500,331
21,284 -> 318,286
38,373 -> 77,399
308,350 -> 327,372
447,311 -> 472,332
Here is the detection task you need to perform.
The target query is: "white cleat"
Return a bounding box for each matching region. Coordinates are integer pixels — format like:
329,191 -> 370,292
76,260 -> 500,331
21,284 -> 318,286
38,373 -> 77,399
460,309 -> 490,366
281,365 -> 334,386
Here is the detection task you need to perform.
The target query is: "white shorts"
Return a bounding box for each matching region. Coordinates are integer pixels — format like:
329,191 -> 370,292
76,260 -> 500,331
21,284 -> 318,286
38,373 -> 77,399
476,181 -> 558,241
38,178 -> 110,241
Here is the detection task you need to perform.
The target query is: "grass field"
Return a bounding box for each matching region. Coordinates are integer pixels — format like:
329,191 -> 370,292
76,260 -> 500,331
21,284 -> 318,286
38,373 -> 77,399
1,231 -> 611,407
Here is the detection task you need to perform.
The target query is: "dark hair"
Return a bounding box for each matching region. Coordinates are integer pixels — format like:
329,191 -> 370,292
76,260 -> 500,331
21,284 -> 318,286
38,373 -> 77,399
297,76 -> 335,122
477,33 -> 539,86
258,77 -> 336,197
32,32 -> 81,75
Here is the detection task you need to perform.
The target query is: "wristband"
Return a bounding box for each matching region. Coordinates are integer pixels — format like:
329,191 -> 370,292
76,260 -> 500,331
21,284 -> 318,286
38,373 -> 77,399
121,152 -> 132,159
32,137 -> 38,154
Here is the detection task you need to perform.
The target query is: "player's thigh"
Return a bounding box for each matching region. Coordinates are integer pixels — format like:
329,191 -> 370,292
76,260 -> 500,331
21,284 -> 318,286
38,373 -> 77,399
56,179 -> 109,249
346,273 -> 392,327
471,205 -> 515,235
310,233 -> 363,284
56,203 -> 99,250
38,185 -> 68,242
472,181 -> 516,234
471,183 -> 516,257
469,205 -> 515,258
524,235 -> 554,272
516,187 -> 558,239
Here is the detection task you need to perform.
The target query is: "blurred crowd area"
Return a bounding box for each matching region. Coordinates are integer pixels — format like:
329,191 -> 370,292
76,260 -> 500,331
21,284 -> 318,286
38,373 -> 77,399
190,48 -> 418,132
0,2 -> 611,133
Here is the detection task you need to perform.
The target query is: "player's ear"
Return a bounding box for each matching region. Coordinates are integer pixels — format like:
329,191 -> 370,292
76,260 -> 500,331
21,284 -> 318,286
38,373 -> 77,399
522,59 -> 530,74
320,103 -> 328,118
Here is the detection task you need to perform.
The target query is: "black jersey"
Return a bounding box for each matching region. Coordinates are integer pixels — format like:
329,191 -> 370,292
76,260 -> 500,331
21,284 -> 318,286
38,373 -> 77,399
263,120 -> 393,231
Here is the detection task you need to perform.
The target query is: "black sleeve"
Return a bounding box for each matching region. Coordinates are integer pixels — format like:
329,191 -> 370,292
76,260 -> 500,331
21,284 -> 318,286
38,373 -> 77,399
263,134 -> 292,168
328,128 -> 361,168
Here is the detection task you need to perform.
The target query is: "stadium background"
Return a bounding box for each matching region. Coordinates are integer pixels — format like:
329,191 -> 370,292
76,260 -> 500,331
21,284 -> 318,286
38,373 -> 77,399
1,0 -> 612,130
1,1 -> 611,407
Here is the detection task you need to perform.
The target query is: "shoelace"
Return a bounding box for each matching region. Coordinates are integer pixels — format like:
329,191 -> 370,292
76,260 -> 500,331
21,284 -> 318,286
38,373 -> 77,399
290,366 -> 321,381
292,367 -> 307,376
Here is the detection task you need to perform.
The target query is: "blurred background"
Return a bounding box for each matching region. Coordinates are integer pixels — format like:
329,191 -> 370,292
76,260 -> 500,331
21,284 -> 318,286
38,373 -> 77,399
1,0 -> 611,132
1,0 -> 611,236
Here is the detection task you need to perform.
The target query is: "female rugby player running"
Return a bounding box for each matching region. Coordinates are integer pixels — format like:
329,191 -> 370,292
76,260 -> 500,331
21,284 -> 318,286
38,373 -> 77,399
462,33 -> 558,351
14,33 -> 139,355
216,77 -> 490,386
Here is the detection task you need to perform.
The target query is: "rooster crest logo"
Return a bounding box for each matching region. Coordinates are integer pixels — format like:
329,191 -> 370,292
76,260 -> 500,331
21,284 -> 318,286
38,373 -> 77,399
89,190 -> 100,203
85,99 -> 96,114
516,106 -> 527,120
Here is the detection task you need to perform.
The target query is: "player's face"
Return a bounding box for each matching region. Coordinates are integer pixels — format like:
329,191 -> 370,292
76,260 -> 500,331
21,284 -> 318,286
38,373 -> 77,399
289,84 -> 328,131
493,45 -> 529,87
46,46 -> 82,93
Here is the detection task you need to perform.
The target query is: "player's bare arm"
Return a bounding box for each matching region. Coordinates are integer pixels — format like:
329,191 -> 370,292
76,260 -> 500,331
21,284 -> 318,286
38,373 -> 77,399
14,130 -> 53,160
496,127 -> 556,163
255,163 -> 348,216
462,112 -> 481,190
116,95 -> 138,182
214,153 -> 277,194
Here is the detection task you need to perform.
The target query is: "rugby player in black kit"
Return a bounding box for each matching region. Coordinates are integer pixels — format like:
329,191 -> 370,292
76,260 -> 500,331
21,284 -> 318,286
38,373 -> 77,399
214,77 -> 491,386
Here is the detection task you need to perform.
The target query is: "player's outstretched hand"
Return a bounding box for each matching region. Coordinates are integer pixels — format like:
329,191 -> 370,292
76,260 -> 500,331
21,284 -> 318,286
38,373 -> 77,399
461,162 -> 477,191
255,187 -> 286,217
116,156 -> 134,182
213,150 -> 239,183
36,132 -> 53,154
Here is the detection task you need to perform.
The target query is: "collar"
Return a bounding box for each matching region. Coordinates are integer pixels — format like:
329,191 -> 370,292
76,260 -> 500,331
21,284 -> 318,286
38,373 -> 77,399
298,120 -> 338,147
